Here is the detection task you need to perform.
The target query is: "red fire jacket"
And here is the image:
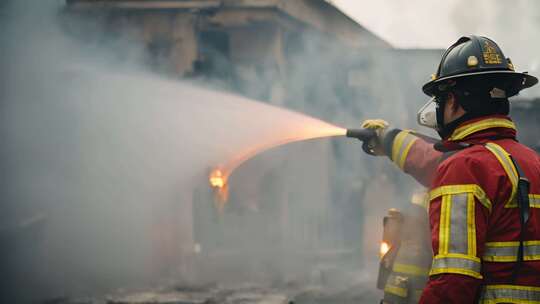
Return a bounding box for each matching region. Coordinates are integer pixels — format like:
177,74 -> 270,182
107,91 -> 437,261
384,115 -> 540,303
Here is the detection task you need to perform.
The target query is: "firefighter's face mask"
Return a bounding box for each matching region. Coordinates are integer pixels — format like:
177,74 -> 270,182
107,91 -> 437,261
417,97 -> 440,130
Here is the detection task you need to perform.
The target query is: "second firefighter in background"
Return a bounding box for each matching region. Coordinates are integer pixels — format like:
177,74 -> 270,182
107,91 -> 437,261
379,192 -> 432,304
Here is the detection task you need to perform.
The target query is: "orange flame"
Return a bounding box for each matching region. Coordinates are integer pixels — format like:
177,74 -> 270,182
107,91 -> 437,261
209,169 -> 226,188
380,241 -> 390,257
209,168 -> 229,211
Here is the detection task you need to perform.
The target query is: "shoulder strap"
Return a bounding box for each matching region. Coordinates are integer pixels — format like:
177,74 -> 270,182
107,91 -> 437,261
484,143 -> 519,206
483,142 -> 531,282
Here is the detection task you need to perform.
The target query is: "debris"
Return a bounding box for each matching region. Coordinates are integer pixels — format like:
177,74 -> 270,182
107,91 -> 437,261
106,291 -> 212,304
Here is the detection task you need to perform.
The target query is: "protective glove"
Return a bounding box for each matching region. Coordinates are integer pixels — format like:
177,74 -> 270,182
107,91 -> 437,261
360,119 -> 390,156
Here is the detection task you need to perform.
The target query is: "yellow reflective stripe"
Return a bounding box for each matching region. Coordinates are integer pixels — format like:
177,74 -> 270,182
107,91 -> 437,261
439,195 -> 451,254
467,193 -> 477,256
430,253 -> 483,279
392,263 -> 429,277
502,194 -> 540,209
484,255 -> 540,262
392,131 -> 409,162
480,284 -> 540,303
484,142 -> 518,208
530,194 -> 540,208
486,240 -> 540,247
486,241 -> 520,247
449,118 -> 516,141
391,130 -> 418,169
486,285 -> 540,292
399,136 -> 418,169
430,184 -> 492,212
483,240 -> 540,262
433,188 -> 487,257
481,298 -> 540,304
384,284 -> 408,298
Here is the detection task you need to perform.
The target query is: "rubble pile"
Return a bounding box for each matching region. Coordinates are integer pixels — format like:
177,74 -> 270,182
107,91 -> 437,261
52,285 -> 290,304
50,281 -> 380,304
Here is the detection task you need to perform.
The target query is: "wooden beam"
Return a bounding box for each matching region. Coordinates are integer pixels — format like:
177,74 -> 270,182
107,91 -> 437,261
67,0 -> 221,10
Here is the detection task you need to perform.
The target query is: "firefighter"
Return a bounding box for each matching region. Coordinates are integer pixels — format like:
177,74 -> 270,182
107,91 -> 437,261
359,36 -> 540,303
381,191 -> 432,304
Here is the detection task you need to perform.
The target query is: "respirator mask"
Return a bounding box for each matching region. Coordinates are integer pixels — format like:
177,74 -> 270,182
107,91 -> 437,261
417,96 -> 445,131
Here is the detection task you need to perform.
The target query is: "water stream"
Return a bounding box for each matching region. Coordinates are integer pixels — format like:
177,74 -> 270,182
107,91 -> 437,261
207,103 -> 346,196
0,1 -> 369,301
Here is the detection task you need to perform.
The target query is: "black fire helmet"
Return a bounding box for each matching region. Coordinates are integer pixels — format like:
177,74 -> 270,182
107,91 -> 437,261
422,35 -> 538,98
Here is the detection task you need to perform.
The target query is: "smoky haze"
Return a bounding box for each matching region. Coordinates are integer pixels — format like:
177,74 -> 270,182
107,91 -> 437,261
1,0 -> 503,303
334,0 -> 540,95
450,0 -> 540,97
0,0 -> 384,302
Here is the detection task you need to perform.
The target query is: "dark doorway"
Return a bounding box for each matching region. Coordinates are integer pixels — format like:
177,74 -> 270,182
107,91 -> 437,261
195,30 -> 232,81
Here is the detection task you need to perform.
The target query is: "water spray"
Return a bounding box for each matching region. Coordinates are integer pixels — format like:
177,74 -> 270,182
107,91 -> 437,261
207,126 -> 376,206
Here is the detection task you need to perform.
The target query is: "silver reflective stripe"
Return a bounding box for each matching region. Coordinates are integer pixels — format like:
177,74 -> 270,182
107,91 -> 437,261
531,195 -> 540,208
449,193 -> 469,254
431,256 -> 481,274
485,245 -> 518,257
483,241 -> 540,262
480,285 -> 540,303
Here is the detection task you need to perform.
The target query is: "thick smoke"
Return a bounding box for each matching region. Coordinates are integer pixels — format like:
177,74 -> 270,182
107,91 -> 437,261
0,1 -> 442,303
450,0 -> 540,97
335,0 -> 540,96
0,0 -> 345,301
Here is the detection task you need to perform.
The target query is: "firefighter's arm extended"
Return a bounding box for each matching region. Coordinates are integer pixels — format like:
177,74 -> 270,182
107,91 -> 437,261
360,119 -> 443,187
419,155 -> 491,304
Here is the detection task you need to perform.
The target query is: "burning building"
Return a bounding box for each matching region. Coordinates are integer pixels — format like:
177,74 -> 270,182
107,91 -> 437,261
64,0 -> 540,292
65,0 -> 390,102
62,0 -> 446,284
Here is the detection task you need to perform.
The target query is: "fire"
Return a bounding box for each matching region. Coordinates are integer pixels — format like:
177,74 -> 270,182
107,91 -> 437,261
209,168 -> 229,210
380,241 -> 390,257
209,169 -> 226,188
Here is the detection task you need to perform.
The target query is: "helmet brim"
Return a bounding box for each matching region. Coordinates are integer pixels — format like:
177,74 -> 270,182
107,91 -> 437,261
422,70 -> 538,97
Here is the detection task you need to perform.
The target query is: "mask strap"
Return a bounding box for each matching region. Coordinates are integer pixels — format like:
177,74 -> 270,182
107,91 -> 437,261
435,98 -> 446,134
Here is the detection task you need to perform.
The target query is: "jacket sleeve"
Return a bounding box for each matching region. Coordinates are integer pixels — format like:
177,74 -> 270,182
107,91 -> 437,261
383,129 -> 443,187
419,153 -> 492,303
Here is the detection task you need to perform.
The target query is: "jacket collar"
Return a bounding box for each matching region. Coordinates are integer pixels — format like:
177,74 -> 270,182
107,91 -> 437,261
446,115 -> 517,142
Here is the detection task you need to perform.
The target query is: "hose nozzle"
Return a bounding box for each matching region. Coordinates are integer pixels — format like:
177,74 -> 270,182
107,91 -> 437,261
346,128 -> 378,156
346,128 -> 376,142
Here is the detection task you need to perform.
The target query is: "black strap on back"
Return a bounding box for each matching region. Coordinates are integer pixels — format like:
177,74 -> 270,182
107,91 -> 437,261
508,154 -> 531,281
